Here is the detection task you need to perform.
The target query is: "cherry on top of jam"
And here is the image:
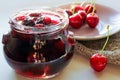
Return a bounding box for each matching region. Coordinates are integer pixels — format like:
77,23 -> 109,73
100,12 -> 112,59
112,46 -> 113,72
15,15 -> 26,21
51,20 -> 59,25
35,24 -> 44,28
29,13 -> 41,17
44,16 -> 51,24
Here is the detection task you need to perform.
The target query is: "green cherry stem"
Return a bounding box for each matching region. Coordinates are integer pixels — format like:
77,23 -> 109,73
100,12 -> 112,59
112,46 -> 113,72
71,0 -> 86,14
86,0 -> 94,14
80,1 -> 85,7
92,0 -> 96,16
71,0 -> 77,14
100,25 -> 110,54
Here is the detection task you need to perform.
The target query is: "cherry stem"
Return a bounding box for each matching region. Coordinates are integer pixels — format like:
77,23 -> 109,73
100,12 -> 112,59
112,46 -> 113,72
92,0 -> 96,16
100,25 -> 110,54
80,1 -> 85,7
71,0 -> 77,14
86,0 -> 94,14
71,1 -> 86,14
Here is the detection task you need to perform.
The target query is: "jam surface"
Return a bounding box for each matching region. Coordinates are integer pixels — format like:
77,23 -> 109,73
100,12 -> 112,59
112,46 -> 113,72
14,10 -> 63,28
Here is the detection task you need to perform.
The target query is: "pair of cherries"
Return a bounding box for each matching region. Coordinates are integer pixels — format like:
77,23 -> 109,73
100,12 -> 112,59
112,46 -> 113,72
66,3 -> 99,29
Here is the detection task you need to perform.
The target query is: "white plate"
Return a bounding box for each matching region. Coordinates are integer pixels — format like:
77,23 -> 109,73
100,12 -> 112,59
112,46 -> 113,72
59,3 -> 120,40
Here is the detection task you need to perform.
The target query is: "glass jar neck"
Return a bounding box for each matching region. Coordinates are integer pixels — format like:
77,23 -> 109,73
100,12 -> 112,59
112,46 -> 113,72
10,24 -> 69,41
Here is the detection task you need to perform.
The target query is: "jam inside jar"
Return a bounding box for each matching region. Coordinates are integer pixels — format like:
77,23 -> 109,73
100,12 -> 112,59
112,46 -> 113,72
2,7 -> 75,78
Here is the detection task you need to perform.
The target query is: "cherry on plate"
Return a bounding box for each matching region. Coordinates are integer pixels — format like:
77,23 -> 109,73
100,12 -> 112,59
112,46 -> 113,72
85,4 -> 96,14
72,5 -> 84,13
86,13 -> 99,28
69,13 -> 83,29
77,10 -> 87,23
65,9 -> 73,16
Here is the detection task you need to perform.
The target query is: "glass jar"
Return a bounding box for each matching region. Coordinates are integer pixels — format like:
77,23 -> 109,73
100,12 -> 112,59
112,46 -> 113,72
2,7 -> 75,78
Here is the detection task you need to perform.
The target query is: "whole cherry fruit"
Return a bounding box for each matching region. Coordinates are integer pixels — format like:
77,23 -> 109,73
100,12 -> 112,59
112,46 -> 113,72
90,25 -> 110,72
78,10 -> 87,23
72,5 -> 84,13
90,53 -> 107,72
85,4 -> 96,14
65,9 -> 73,16
86,13 -> 99,28
69,13 -> 83,29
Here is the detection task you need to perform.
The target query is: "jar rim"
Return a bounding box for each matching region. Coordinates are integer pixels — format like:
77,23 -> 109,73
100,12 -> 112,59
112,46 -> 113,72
9,7 -> 69,34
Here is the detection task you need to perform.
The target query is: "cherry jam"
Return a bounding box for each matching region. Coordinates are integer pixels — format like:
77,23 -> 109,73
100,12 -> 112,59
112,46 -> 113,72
2,8 -> 75,78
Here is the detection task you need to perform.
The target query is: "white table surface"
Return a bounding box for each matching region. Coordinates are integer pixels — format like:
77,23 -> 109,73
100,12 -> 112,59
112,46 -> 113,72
0,0 -> 120,80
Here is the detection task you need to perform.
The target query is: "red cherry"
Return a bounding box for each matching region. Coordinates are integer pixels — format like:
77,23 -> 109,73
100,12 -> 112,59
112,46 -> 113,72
77,10 -> 87,23
85,4 -> 96,14
72,5 -> 84,13
15,15 -> 26,21
86,13 -> 99,28
44,16 -> 51,24
29,13 -> 41,17
69,13 -> 83,29
65,9 -> 73,16
51,20 -> 59,25
35,24 -> 44,28
90,53 -> 107,72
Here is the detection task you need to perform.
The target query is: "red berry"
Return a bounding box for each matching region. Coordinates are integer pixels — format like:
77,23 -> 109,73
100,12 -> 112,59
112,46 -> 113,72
72,5 -> 84,13
90,53 -> 107,72
44,16 -> 51,24
15,15 -> 26,21
78,10 -> 87,23
85,4 -> 96,14
86,13 -> 99,28
35,24 -> 44,28
69,13 -> 83,29
65,9 -> 73,16
29,13 -> 41,17
51,20 -> 59,25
